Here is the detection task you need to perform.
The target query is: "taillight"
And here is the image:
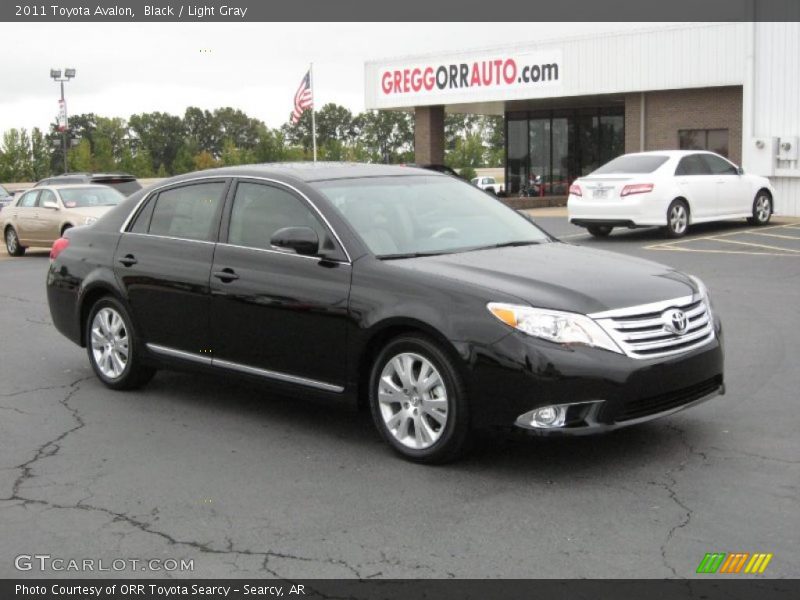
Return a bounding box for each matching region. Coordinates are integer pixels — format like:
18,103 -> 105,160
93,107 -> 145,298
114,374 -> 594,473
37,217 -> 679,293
50,237 -> 70,261
620,183 -> 654,197
569,184 -> 582,197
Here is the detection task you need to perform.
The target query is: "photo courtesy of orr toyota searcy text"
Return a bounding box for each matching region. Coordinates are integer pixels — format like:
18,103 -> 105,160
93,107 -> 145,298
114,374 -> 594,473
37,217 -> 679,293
380,51 -> 561,97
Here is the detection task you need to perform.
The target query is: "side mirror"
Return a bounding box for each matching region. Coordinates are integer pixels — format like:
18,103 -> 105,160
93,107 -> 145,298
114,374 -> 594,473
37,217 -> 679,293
42,199 -> 59,210
736,166 -> 745,175
270,226 -> 319,256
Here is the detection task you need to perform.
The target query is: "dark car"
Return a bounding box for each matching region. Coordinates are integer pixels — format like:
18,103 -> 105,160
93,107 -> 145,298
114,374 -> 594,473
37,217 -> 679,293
46,163 -> 724,463
403,163 -> 463,178
35,173 -> 142,196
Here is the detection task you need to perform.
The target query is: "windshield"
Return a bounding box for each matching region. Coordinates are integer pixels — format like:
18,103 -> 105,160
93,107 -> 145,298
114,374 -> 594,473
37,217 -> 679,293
314,175 -> 551,258
0,184 -> 10,198
591,154 -> 669,175
59,187 -> 125,208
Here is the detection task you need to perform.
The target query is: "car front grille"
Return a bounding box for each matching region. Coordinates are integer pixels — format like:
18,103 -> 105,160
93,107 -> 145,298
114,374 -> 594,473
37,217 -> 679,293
614,375 -> 723,422
591,295 -> 715,359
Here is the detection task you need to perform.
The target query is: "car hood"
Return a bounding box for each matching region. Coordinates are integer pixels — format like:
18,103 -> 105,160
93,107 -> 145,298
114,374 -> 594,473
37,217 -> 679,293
388,242 -> 698,315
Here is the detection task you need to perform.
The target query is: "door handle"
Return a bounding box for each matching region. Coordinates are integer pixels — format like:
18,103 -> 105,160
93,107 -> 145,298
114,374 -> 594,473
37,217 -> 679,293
213,268 -> 239,282
118,254 -> 137,267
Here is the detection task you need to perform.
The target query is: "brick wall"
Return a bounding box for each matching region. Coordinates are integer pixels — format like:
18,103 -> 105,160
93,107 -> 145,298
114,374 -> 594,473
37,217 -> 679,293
625,86 -> 743,165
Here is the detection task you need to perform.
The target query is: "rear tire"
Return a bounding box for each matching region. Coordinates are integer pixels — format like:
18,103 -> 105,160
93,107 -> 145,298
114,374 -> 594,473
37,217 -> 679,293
748,192 -> 772,226
85,296 -> 155,390
587,225 -> 613,238
369,334 -> 470,464
664,200 -> 690,238
5,227 -> 25,256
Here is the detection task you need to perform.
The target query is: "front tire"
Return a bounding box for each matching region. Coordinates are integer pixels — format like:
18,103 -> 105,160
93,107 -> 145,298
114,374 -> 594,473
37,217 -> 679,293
664,200 -> 690,238
369,335 -> 470,464
587,225 -> 613,238
748,192 -> 772,225
5,227 -> 25,256
86,296 -> 155,390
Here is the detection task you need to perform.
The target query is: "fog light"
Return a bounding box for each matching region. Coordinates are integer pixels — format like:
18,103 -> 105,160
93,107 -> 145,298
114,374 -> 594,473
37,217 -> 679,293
530,405 -> 567,428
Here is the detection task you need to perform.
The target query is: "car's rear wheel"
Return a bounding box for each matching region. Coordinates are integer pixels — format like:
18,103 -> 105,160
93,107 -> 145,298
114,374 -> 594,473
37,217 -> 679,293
369,335 -> 470,463
5,227 -> 25,256
86,296 -> 155,390
748,192 -> 772,226
587,225 -> 613,238
665,200 -> 690,238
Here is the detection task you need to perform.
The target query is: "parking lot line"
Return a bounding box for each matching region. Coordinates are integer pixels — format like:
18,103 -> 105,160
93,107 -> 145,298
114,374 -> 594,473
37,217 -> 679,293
643,222 -> 800,256
748,231 -> 800,241
646,244 -> 796,257
703,237 -> 800,253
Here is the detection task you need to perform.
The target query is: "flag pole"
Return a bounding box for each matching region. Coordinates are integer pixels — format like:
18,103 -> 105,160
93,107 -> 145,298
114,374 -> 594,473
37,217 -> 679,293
310,62 -> 317,163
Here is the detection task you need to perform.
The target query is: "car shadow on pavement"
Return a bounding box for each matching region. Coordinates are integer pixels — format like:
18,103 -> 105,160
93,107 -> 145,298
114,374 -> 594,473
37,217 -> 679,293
140,369 -> 706,478
576,219 -> 758,243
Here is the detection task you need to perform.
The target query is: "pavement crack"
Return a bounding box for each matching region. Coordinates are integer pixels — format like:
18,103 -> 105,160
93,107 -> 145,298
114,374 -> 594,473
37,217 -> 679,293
650,423 -> 705,578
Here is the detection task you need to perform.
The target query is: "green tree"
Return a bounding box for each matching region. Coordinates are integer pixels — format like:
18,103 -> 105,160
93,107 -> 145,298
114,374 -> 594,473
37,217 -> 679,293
0,129 -> 33,181
359,110 -> 414,163
129,112 -> 186,175
30,128 -> 52,180
192,150 -> 219,171
68,138 -> 93,172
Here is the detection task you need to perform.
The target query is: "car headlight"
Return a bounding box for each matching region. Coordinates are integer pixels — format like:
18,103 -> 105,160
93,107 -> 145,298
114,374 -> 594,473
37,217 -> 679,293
487,302 -> 622,353
83,217 -> 97,225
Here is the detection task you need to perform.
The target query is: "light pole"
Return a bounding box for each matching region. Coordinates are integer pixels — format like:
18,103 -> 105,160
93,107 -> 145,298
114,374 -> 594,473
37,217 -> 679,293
50,68 -> 76,173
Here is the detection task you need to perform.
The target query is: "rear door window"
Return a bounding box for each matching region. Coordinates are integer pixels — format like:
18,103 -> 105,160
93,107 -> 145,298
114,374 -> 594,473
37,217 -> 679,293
675,155 -> 712,176
147,182 -> 226,242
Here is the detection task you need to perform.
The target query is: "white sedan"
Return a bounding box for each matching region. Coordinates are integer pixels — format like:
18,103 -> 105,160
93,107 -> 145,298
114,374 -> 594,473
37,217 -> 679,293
567,150 -> 775,238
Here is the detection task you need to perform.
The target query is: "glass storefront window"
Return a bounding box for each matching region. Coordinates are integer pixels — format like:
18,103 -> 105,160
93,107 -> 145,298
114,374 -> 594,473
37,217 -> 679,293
504,106 -> 625,196
506,118 -> 528,194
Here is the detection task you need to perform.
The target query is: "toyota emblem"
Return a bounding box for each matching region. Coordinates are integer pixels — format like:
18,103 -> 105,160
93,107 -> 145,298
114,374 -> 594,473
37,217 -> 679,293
663,308 -> 688,335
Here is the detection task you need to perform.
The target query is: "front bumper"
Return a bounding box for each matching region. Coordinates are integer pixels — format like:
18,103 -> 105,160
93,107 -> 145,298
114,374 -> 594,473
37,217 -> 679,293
464,320 -> 724,433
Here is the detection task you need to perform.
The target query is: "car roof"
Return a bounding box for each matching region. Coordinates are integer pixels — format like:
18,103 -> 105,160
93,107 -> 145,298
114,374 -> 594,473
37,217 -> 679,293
39,183 -> 117,191
162,162 -> 441,185
619,150 -> 719,159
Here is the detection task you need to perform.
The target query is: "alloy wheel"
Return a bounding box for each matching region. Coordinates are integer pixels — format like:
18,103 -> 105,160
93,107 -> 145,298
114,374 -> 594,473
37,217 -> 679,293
6,229 -> 18,254
755,195 -> 771,223
669,204 -> 688,235
90,307 -> 129,379
377,352 -> 449,450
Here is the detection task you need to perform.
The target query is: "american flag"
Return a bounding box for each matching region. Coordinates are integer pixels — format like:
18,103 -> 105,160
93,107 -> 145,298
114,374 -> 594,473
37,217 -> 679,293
291,70 -> 313,124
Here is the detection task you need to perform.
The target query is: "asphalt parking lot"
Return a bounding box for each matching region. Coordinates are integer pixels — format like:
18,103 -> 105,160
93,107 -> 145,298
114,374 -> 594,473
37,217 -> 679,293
1,212 -> 798,579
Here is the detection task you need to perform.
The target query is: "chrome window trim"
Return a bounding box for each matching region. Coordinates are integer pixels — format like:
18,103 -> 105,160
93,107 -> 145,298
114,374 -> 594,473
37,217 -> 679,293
119,174 -> 352,263
145,343 -> 343,393
216,241 -> 352,265
124,232 -> 216,245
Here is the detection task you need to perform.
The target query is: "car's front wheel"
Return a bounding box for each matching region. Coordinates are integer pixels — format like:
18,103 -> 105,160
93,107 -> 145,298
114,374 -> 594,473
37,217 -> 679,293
369,335 -> 470,463
665,200 -> 690,238
5,227 -> 25,256
587,225 -> 613,238
748,192 -> 772,226
86,296 -> 155,390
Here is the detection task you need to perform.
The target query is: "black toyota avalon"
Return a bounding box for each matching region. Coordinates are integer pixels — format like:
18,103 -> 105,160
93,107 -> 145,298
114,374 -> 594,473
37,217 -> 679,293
46,163 -> 724,463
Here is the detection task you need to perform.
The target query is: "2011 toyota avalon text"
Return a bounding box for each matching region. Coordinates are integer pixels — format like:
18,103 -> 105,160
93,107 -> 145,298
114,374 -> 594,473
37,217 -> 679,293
46,163 -> 724,463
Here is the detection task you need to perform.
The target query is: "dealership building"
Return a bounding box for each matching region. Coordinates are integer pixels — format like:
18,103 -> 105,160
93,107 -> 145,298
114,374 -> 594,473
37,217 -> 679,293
365,22 -> 800,216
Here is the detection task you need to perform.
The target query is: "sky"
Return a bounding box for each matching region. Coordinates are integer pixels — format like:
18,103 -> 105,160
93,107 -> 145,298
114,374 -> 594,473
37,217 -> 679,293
0,22 -> 681,138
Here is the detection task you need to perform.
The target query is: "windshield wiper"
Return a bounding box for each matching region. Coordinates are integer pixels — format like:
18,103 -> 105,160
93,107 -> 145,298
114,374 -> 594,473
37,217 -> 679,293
468,240 -> 544,251
378,250 -> 451,260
